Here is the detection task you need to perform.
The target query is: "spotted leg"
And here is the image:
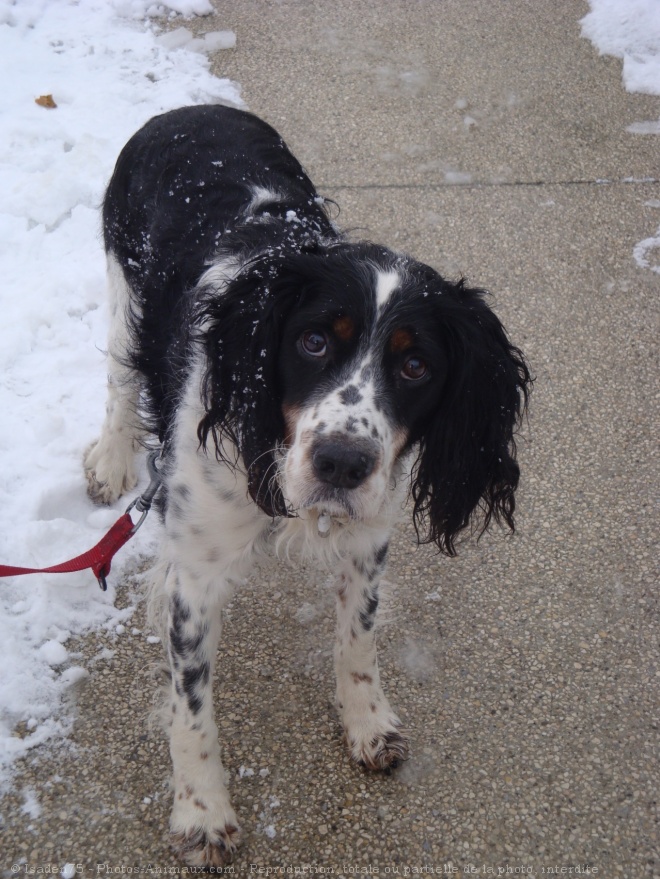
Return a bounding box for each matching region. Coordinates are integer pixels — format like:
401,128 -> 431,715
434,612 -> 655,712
165,564 -> 241,868
334,540 -> 409,770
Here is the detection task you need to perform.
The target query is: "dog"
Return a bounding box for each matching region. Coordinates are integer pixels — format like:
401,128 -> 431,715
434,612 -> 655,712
84,104 -> 531,868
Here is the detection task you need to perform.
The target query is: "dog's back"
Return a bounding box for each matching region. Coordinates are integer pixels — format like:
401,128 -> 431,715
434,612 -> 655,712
102,104 -> 336,439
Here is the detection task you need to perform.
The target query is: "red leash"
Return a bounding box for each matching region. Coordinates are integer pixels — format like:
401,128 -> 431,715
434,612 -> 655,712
0,513 -> 136,591
0,451 -> 163,591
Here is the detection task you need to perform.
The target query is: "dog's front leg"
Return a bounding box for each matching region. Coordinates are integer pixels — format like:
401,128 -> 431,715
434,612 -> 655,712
165,564 -> 240,868
334,540 -> 409,770
84,257 -> 144,505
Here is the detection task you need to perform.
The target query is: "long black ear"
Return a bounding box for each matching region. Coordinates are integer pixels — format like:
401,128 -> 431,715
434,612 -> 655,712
195,256 -> 304,518
411,281 -> 531,556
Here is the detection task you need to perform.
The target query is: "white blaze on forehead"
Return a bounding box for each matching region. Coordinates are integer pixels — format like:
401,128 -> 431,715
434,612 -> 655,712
375,268 -> 400,308
248,185 -> 283,212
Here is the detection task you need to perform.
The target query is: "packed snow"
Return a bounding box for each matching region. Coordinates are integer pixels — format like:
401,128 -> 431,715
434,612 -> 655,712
0,0 -> 241,792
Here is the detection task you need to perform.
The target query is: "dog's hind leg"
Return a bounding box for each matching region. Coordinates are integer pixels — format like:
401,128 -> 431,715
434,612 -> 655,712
84,254 -> 144,504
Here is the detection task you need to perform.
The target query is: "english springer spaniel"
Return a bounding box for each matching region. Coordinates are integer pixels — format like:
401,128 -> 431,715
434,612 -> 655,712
85,104 -> 530,868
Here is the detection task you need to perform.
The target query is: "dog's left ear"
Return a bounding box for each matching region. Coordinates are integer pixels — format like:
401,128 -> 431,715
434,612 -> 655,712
196,256 -> 303,518
411,281 -> 531,555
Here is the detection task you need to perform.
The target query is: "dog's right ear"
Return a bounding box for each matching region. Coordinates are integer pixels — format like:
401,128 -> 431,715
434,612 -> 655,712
195,253 -> 310,517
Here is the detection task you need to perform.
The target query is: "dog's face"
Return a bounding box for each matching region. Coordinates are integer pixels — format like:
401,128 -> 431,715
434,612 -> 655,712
278,261 -> 449,522
198,242 -> 530,554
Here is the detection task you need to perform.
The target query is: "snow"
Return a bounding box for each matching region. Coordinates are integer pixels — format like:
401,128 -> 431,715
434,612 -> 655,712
0,0 -> 241,792
157,25 -> 236,52
20,787 -> 42,819
626,119 -> 660,135
581,1 -> 660,274
581,0 -> 660,96
633,233 -> 660,274
257,795 -> 281,840
38,640 -> 69,667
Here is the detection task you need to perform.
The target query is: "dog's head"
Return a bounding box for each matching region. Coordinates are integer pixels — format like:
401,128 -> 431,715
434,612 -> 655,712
197,242 -> 531,554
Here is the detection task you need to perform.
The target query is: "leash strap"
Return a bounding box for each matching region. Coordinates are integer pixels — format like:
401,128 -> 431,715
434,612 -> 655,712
0,450 -> 162,591
0,513 -> 135,591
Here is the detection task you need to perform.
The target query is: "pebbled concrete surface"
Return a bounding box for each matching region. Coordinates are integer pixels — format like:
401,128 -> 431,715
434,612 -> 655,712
1,1 -> 658,877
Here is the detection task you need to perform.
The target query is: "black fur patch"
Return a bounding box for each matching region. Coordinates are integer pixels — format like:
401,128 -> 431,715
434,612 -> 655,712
182,662 -> 211,715
339,385 -> 363,406
359,587 -> 380,631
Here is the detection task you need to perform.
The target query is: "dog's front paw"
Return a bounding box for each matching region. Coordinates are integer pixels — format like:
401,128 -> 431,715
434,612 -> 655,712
171,824 -> 241,869
342,703 -> 410,771
170,790 -> 241,868
84,438 -> 137,505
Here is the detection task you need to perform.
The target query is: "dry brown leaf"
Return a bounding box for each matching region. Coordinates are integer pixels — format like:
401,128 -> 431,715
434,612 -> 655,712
35,95 -> 57,109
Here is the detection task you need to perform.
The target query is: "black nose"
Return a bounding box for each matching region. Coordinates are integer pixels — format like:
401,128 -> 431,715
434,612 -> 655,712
312,441 -> 376,489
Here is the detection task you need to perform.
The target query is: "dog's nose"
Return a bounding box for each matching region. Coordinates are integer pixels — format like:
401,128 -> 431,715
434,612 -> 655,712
312,441 -> 376,489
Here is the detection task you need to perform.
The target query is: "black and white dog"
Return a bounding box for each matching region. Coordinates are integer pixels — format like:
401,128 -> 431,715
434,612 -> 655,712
85,104 -> 530,867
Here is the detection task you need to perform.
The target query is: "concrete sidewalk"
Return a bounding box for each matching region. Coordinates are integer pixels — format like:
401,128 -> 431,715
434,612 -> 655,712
2,1 -> 658,876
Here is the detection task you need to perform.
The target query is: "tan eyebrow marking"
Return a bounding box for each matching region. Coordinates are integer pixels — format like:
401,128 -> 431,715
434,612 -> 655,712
333,315 -> 355,341
389,328 -> 415,354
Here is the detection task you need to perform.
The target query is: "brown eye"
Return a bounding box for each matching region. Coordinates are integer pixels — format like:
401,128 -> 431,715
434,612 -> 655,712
401,355 -> 428,381
300,330 -> 328,358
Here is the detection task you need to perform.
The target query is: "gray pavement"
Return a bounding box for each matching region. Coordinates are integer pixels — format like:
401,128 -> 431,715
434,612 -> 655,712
1,1 -> 658,876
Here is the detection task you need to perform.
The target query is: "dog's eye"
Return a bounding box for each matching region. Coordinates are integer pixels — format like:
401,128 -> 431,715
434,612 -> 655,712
299,330 -> 328,358
401,355 -> 428,382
